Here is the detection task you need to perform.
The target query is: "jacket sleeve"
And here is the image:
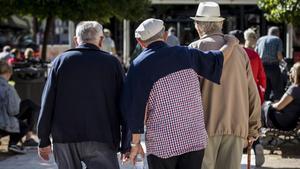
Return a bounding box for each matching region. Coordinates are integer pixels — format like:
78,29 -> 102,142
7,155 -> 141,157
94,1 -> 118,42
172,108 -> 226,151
246,56 -> 262,138
37,58 -> 59,148
121,63 -> 150,134
115,61 -> 131,153
7,86 -> 21,116
188,47 -> 224,84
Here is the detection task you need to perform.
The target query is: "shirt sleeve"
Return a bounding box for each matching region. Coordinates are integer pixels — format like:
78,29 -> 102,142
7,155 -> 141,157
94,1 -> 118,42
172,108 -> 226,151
188,47 -> 224,84
286,85 -> 300,99
37,58 -> 60,148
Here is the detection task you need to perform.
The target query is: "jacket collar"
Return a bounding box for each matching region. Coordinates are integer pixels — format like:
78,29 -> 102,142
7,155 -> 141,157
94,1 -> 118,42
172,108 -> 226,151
146,41 -> 168,50
200,32 -> 224,39
76,43 -> 100,50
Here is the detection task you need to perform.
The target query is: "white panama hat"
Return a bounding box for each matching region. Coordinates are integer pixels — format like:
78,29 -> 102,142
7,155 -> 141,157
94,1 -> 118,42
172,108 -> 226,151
190,1 -> 225,22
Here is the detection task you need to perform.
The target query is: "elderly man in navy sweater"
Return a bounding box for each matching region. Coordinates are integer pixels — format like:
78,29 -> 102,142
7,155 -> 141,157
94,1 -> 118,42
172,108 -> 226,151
37,21 -> 129,169
121,18 -> 238,169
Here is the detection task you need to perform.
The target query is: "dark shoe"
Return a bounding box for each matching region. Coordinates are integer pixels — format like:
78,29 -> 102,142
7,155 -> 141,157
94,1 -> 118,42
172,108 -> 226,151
23,139 -> 38,147
8,145 -> 26,154
255,144 -> 265,167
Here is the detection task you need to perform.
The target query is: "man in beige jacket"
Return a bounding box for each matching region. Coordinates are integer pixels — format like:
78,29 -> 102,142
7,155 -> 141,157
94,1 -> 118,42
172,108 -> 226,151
189,2 -> 261,169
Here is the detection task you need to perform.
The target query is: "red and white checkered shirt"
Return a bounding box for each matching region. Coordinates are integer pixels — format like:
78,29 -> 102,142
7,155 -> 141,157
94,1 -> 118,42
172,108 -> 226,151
145,69 -> 208,158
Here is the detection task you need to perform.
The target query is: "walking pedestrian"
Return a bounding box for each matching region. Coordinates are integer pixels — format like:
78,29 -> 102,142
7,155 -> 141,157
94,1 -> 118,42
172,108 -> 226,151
0,45 -> 12,62
166,27 -> 180,46
189,2 -> 261,169
121,18 -> 238,169
37,21 -> 129,169
256,26 -> 284,100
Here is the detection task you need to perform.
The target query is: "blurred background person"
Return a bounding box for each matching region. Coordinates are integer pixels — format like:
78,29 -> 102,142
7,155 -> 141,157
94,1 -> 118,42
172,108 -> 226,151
0,45 -> 12,62
24,48 -> 40,64
8,48 -> 24,65
244,28 -> 266,104
101,28 -> 117,55
262,62 -> 300,131
256,26 -> 284,101
0,61 -> 40,154
166,26 -> 180,46
101,28 -> 123,64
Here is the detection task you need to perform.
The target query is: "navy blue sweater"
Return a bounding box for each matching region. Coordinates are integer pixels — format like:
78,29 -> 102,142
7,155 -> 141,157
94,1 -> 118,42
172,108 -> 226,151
38,43 -> 129,152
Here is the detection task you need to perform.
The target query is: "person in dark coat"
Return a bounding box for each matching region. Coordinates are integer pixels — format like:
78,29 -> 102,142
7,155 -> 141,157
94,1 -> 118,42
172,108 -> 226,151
37,21 -> 129,169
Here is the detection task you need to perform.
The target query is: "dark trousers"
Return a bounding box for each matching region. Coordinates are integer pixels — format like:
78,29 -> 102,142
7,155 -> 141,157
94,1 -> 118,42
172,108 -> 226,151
263,63 -> 284,101
53,142 -> 119,169
0,99 -> 39,146
17,99 -> 40,131
0,121 -> 29,146
147,150 -> 204,169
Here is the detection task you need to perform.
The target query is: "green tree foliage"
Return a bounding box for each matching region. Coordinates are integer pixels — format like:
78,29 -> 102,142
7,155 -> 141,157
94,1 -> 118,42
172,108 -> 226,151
0,0 -> 150,60
258,0 -> 300,26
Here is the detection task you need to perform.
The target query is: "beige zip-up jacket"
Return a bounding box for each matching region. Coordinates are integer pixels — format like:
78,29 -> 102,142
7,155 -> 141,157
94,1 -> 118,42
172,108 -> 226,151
189,33 -> 261,139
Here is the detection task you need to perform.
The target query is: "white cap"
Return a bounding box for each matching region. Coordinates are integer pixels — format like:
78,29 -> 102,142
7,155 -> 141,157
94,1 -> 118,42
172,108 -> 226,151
135,18 -> 164,41
190,1 -> 224,22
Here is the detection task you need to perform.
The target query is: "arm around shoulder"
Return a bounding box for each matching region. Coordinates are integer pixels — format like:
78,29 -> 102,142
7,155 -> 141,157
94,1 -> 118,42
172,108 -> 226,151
219,35 -> 239,63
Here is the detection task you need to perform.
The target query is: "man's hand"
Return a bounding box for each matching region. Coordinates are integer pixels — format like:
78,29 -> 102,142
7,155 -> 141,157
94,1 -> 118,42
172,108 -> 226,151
38,145 -> 52,161
248,136 -> 257,144
129,143 -> 144,165
220,35 -> 239,63
121,151 -> 131,164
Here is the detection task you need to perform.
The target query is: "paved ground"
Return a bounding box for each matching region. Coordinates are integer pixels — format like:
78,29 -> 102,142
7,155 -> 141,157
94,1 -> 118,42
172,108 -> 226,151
1,136 -> 300,169
0,149 -> 300,169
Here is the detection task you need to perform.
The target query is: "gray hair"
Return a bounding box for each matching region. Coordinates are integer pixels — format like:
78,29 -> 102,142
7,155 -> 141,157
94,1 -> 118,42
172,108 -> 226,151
268,26 -> 280,36
244,28 -> 257,41
195,21 -> 223,35
0,60 -> 12,75
76,21 -> 103,42
142,27 -> 165,44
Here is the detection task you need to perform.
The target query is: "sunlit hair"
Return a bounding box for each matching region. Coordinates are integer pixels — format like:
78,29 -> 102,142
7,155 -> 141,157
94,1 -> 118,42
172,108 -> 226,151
268,26 -> 280,36
244,28 -> 257,41
76,21 -> 103,43
11,48 -> 19,58
195,21 -> 223,36
24,48 -> 34,59
291,62 -> 300,84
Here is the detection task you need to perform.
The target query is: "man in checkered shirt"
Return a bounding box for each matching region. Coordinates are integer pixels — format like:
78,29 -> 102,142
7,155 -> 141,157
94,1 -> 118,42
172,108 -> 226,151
121,18 -> 238,169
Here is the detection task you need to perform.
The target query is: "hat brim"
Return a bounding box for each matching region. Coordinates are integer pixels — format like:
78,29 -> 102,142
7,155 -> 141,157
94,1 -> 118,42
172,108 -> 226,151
190,16 -> 225,22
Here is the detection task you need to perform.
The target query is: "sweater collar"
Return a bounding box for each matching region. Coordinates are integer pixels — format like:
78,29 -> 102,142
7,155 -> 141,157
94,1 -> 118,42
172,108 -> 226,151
146,41 -> 168,50
200,32 -> 224,39
76,43 -> 100,50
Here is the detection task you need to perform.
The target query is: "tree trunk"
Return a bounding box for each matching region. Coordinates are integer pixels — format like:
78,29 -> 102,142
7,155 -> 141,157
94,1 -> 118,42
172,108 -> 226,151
41,15 -> 54,61
32,17 -> 39,43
